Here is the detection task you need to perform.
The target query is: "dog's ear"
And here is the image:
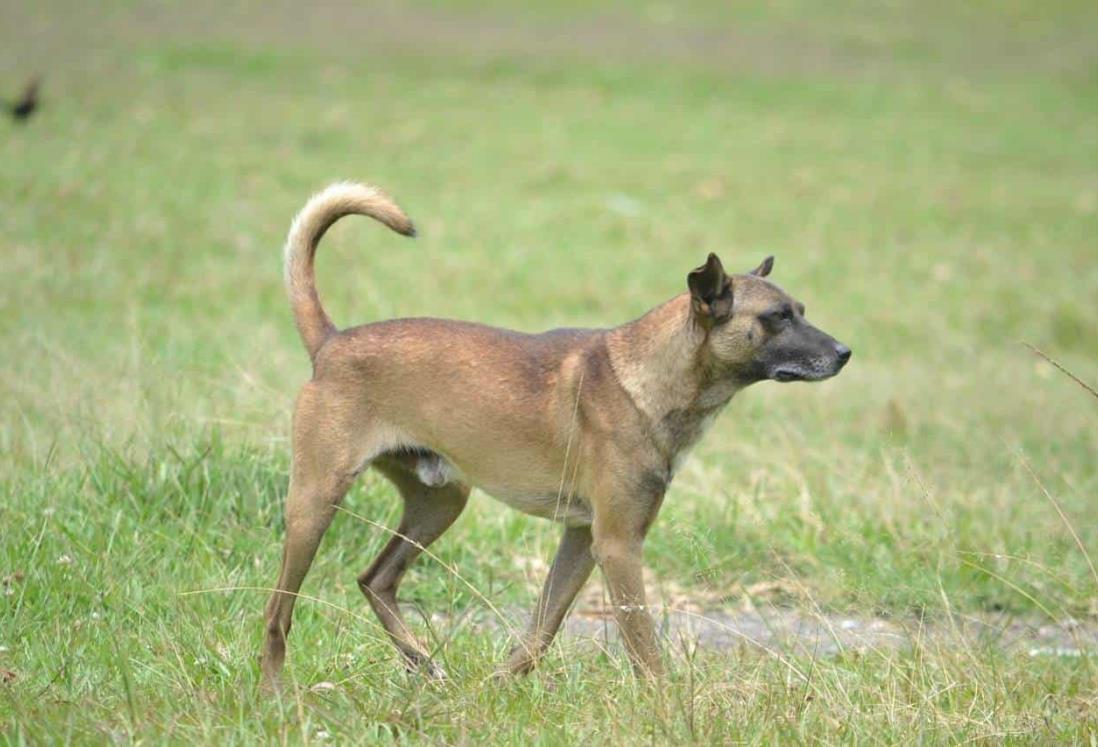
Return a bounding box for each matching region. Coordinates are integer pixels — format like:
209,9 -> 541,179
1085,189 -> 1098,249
749,255 -> 774,277
688,253 -> 734,323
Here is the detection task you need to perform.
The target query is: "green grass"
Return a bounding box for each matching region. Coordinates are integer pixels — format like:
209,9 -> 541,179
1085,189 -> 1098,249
2,0 -> 1097,742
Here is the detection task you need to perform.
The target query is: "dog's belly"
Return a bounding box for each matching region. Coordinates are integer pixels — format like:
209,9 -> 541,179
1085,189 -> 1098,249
400,448 -> 593,526
481,485 -> 593,527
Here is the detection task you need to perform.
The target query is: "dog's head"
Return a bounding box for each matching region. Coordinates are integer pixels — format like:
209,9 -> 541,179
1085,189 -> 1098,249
687,253 -> 851,384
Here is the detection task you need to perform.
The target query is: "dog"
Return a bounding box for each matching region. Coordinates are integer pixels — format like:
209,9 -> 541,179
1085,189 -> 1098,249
261,182 -> 851,686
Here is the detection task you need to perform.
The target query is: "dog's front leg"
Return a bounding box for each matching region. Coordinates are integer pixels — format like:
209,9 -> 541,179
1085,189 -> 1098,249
591,508 -> 664,677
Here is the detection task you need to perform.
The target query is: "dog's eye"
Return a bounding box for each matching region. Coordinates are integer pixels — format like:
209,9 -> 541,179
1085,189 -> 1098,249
762,309 -> 790,328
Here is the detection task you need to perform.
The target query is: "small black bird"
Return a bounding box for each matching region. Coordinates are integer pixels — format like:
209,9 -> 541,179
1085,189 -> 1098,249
9,77 -> 39,123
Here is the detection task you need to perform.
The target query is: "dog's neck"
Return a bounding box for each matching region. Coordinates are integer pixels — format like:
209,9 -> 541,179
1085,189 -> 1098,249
606,294 -> 741,469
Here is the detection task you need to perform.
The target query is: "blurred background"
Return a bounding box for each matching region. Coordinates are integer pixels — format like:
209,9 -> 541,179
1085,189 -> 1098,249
1,1 -> 1096,740
2,1 -> 1095,457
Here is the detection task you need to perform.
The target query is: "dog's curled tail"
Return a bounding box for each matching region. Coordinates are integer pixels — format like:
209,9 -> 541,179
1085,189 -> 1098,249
283,182 -> 415,360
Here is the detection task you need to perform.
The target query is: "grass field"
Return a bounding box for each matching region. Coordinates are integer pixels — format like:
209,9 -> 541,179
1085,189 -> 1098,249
2,0 -> 1097,742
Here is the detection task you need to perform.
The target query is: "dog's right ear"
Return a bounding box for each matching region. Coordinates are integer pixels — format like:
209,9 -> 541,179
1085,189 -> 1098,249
749,255 -> 774,277
688,253 -> 733,323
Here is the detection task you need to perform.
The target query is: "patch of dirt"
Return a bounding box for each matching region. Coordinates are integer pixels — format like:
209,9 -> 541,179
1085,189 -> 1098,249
485,564 -> 1097,658
454,572 -> 1097,659
558,605 -> 1098,659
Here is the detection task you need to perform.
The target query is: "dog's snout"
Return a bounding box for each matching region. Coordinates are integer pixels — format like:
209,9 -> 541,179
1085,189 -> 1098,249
835,343 -> 852,366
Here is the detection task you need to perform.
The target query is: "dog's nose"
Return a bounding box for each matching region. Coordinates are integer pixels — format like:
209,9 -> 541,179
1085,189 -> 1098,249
835,344 -> 852,365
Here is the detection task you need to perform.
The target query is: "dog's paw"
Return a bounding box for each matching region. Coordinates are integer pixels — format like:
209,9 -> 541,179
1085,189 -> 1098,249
491,656 -> 534,682
423,659 -> 449,683
490,667 -> 520,684
258,674 -> 284,696
403,654 -> 449,683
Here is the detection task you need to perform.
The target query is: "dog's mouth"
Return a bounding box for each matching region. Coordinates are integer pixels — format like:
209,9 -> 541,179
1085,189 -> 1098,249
768,345 -> 852,383
770,364 -> 840,383
771,368 -> 807,382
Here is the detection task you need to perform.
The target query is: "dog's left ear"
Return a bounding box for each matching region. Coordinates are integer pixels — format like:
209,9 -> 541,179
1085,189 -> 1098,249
750,255 -> 774,277
688,253 -> 734,323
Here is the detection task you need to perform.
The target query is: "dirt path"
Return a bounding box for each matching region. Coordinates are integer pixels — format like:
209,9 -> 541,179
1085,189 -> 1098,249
453,593 -> 1096,660
554,605 -> 1097,659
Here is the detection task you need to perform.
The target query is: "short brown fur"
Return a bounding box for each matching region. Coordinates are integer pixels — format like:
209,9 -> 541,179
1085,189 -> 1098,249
261,183 -> 851,686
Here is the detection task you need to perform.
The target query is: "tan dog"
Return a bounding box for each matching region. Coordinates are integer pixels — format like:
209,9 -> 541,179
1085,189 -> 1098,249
261,182 -> 851,686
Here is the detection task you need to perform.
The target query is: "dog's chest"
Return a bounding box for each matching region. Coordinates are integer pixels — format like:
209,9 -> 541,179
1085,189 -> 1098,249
667,409 -> 722,476
660,386 -> 735,475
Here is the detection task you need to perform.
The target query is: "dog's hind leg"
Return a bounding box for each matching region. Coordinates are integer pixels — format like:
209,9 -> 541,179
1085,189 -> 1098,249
503,524 -> 595,675
358,457 -> 470,678
260,385 -> 375,690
